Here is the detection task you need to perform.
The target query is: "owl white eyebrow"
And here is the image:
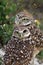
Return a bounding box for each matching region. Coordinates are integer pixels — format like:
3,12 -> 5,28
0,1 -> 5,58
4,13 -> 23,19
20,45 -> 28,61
19,30 -> 23,34
14,30 -> 19,32
22,21 -> 32,26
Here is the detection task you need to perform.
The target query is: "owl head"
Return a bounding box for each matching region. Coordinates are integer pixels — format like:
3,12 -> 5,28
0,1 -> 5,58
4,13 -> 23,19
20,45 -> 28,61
15,10 -> 34,26
13,25 -> 31,39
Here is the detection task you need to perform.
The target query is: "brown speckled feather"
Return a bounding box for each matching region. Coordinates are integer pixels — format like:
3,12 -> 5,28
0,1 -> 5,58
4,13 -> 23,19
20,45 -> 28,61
3,10 -> 43,65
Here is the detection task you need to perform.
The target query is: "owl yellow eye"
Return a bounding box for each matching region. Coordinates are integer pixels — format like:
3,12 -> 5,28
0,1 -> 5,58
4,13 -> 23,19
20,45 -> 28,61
23,30 -> 27,33
16,31 -> 19,33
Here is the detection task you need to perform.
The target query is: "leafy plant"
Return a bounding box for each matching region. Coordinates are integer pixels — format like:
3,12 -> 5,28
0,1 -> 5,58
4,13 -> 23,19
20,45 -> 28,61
0,0 -> 16,46
0,57 -> 3,65
37,50 -> 43,59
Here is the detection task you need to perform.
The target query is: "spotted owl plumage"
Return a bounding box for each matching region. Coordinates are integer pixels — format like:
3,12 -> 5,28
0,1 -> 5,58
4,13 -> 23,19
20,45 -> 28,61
3,10 -> 43,65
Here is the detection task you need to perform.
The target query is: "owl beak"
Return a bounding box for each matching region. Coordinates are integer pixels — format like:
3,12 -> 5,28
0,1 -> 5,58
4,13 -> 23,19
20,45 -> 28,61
19,31 -> 23,38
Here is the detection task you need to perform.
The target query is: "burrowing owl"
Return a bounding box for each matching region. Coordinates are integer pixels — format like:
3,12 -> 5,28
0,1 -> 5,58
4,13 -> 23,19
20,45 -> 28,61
3,10 -> 43,65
